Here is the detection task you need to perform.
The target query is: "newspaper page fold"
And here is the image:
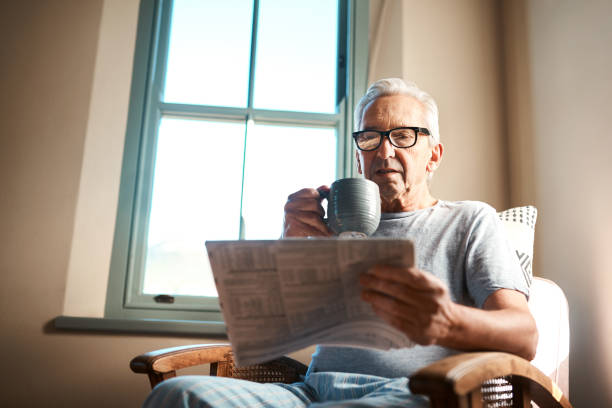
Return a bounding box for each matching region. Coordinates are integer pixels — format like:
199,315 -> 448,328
205,238 -> 416,367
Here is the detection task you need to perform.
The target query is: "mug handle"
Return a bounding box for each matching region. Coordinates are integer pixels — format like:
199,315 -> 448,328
316,187 -> 330,200
317,187 -> 330,226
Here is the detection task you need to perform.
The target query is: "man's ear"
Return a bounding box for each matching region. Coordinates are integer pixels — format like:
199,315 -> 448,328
355,150 -> 362,174
427,143 -> 444,173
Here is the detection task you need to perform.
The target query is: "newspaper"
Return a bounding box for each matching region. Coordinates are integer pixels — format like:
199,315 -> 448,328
205,238 -> 416,367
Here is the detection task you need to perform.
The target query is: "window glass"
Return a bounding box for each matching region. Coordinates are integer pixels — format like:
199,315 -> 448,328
253,0 -> 339,113
241,123 -> 336,239
163,0 -> 254,107
120,0 -> 353,312
143,118 -> 245,296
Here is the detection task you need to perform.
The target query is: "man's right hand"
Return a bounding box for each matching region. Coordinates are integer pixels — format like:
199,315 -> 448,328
282,186 -> 333,238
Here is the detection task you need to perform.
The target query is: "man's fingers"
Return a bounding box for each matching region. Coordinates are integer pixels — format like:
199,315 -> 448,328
363,290 -> 414,319
367,264 -> 442,291
287,188 -> 325,201
284,215 -> 332,237
283,223 -> 331,238
362,287 -> 438,318
360,275 -> 441,308
316,185 -> 330,199
371,308 -> 436,346
364,292 -> 444,346
370,304 -> 416,330
283,186 -> 333,238
285,211 -> 329,234
284,187 -> 328,217
284,197 -> 325,216
367,301 -> 429,344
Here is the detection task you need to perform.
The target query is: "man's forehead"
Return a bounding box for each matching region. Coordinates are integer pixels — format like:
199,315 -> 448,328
362,94 -> 427,127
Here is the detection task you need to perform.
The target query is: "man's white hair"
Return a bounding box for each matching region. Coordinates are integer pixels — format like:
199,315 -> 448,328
354,78 -> 440,146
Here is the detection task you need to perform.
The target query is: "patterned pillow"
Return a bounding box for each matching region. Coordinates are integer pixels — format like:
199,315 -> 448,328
498,206 -> 537,287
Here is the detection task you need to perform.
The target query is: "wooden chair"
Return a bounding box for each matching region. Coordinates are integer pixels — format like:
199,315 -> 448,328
131,277 -> 572,407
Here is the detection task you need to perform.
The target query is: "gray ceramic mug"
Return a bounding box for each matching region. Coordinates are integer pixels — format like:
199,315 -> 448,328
321,178 -> 381,238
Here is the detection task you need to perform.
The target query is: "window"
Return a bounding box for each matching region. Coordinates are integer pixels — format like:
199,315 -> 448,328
105,0 -> 368,325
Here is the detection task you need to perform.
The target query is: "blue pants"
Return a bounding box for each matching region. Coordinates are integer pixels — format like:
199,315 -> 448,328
143,372 -> 429,407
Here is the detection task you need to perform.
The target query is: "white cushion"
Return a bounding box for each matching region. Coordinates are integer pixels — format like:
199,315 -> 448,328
498,206 -> 537,287
528,277 -> 570,396
498,207 -> 570,396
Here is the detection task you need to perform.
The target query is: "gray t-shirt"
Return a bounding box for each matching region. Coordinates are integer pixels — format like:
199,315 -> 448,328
307,200 -> 529,379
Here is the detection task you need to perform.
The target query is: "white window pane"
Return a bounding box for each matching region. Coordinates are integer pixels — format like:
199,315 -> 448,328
253,0 -> 339,113
143,118 -> 245,296
163,0 -> 253,107
241,124 -> 336,239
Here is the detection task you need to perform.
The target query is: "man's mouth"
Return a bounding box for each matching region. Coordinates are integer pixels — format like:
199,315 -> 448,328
376,169 -> 399,175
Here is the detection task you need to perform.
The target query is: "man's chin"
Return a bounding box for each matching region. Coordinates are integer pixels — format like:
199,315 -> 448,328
377,182 -> 404,203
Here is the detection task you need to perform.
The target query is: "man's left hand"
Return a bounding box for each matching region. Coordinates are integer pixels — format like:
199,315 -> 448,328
360,264 -> 457,346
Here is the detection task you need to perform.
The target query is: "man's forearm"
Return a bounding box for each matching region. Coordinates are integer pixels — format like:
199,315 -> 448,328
439,290 -> 538,361
361,268 -> 538,360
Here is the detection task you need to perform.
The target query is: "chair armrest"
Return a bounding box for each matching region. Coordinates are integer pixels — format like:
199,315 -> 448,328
131,343 -> 309,389
130,343 -> 232,374
130,343 -> 232,387
409,352 -> 572,408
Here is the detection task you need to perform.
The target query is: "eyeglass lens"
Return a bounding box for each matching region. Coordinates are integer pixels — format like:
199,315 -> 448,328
356,128 -> 417,150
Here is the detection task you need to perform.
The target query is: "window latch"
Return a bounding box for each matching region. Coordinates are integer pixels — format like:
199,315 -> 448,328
154,294 -> 175,304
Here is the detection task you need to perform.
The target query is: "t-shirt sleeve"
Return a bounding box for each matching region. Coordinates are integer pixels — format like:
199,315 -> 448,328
464,204 -> 530,308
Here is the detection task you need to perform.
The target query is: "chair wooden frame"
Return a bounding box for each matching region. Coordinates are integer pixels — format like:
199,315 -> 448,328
131,344 -> 572,408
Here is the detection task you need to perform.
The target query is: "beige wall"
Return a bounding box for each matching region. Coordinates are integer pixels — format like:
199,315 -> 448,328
370,0 -> 510,209
369,0 -> 404,81
2,0 -> 610,407
526,0 -> 612,405
62,0 -> 141,317
0,1 -> 219,406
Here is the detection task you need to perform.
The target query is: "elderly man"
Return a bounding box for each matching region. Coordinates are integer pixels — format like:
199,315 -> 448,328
144,78 -> 536,407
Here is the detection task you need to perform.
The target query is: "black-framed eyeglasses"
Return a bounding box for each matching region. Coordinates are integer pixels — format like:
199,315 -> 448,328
352,127 -> 431,151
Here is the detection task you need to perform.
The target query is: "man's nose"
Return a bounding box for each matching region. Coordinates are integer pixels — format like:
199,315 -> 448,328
376,136 -> 396,159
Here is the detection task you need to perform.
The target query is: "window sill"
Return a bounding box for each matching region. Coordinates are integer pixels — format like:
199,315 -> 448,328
54,315 -> 228,338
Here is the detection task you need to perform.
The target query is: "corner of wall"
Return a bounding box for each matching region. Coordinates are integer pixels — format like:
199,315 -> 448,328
63,0 -> 141,317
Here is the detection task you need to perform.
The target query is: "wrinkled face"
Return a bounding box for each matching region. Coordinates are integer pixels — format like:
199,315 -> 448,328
355,94 -> 440,209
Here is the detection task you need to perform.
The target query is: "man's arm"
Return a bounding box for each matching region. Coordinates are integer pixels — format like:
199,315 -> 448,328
360,265 -> 538,361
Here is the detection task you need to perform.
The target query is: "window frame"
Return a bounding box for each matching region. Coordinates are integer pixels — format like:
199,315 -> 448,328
104,0 -> 369,324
